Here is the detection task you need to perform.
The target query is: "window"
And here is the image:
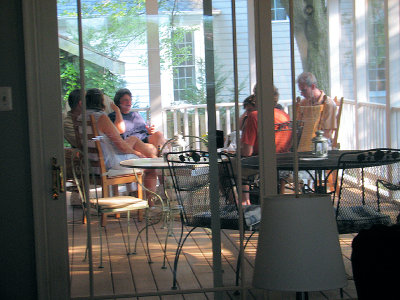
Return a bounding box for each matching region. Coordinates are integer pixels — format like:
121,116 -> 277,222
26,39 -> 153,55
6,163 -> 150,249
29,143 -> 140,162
173,31 -> 196,102
271,0 -> 287,21
368,0 -> 386,103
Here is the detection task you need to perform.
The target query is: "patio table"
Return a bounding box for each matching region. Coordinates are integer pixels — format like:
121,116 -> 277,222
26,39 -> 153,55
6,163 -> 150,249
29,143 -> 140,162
241,150 -> 355,193
120,157 -> 183,270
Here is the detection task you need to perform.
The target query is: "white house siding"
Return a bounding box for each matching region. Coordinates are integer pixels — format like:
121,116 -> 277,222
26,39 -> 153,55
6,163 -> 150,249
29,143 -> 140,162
212,0 -> 252,103
212,0 -> 304,105
59,0 -> 303,109
119,37 -> 150,108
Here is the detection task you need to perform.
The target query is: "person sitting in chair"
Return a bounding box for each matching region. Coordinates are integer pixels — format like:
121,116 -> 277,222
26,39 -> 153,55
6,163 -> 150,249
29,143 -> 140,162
108,88 -> 166,155
84,88 -> 157,205
297,72 -> 337,141
63,89 -> 82,148
241,86 -> 292,157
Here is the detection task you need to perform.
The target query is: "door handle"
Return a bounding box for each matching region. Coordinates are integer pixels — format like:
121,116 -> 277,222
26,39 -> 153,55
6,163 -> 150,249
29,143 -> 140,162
51,157 -> 64,199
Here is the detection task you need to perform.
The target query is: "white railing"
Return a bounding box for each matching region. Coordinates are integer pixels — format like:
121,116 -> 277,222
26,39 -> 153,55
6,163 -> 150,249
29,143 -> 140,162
134,99 -> 400,151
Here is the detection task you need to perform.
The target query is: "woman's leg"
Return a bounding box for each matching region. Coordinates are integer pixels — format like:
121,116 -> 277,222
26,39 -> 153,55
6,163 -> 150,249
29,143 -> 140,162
125,136 -> 157,158
147,131 -> 167,150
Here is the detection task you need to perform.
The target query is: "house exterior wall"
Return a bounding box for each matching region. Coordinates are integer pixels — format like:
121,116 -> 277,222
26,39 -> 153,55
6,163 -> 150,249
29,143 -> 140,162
0,0 -> 37,298
58,1 -> 304,109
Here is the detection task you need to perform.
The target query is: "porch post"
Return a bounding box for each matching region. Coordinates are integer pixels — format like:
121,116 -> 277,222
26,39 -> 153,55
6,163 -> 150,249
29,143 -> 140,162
387,0 -> 400,148
247,0 -> 256,89
328,0 -> 341,97
354,0 -> 368,149
146,0 -> 163,131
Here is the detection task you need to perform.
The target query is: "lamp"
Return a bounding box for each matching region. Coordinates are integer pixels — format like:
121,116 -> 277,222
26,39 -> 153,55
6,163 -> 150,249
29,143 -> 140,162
312,130 -> 329,157
253,194 -> 347,298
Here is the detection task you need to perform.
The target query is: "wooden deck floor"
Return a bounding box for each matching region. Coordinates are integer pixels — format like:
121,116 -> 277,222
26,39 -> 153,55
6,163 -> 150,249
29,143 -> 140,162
68,202 -> 357,299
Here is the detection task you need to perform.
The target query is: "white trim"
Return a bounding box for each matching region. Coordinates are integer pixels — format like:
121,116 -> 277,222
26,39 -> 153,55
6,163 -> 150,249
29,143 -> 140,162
23,0 -> 70,299
355,0 -> 368,102
388,0 -> 400,149
388,0 -> 400,108
328,0 -> 341,96
146,0 -> 163,131
248,0 -> 256,89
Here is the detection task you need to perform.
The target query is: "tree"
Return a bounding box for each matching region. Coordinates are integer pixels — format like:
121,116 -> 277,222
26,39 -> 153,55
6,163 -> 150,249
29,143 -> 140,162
281,0 -> 330,93
59,50 -> 126,106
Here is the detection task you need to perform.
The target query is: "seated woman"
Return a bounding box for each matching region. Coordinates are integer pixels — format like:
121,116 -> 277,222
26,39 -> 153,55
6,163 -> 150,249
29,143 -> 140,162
240,86 -> 292,204
108,88 -> 166,154
241,86 -> 291,156
84,88 -> 157,204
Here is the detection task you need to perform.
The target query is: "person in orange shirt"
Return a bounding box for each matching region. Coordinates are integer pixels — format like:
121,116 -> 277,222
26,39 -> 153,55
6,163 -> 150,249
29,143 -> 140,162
241,86 -> 292,157
239,86 -> 292,205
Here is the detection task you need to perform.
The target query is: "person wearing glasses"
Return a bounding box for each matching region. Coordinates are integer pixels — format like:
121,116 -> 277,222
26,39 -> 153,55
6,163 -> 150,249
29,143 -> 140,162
84,88 -> 157,204
297,72 -> 337,140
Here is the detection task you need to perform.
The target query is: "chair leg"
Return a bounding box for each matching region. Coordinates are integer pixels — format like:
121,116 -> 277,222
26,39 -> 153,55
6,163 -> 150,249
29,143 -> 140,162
162,209 -> 174,269
172,226 -> 196,290
235,231 -> 256,287
127,210 -> 131,254
98,217 -> 104,268
145,208 -> 152,263
102,183 -> 109,198
112,184 -> 119,196
111,185 -> 121,219
101,213 -> 107,227
131,208 -> 152,264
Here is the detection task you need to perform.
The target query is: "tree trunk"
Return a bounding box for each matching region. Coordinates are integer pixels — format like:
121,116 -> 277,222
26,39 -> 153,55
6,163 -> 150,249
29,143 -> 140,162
281,0 -> 330,93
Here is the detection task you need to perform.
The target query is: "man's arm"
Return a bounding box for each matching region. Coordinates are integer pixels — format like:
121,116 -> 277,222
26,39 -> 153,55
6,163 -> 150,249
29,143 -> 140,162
241,143 -> 254,157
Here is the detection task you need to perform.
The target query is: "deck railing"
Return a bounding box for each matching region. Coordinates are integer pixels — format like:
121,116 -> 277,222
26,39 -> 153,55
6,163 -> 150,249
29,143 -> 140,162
133,99 -> 400,151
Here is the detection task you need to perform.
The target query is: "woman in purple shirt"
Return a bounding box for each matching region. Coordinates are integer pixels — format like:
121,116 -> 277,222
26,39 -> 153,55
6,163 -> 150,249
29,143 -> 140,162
108,88 -> 166,155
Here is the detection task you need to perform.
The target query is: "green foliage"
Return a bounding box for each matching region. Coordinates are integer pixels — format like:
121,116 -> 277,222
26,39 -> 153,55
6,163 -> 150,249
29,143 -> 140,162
59,49 -> 126,104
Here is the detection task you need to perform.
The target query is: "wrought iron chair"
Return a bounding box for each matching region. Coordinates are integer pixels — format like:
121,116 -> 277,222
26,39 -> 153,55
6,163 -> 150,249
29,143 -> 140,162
71,148 -> 151,267
166,150 -> 259,289
333,148 -> 400,234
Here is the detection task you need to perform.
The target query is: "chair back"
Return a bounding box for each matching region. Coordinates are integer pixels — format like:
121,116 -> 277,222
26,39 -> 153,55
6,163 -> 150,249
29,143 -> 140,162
274,120 -> 303,152
73,114 -> 141,198
296,102 -> 325,152
166,150 -> 241,230
333,148 -> 400,234
73,114 -> 107,180
331,96 -> 344,149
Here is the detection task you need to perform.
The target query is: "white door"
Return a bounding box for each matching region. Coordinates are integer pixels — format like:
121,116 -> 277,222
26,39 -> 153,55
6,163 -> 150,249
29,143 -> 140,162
23,0 -> 70,299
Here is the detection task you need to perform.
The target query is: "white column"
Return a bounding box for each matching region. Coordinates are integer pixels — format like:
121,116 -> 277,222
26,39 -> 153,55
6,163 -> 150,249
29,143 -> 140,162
248,0 -> 256,90
354,0 -> 368,103
328,0 -> 341,96
146,0 -> 163,131
354,0 -> 368,149
388,0 -> 400,108
388,0 -> 400,147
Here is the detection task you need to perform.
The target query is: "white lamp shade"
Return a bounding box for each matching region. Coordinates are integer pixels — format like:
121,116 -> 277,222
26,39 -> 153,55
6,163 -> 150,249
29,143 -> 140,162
253,194 -> 347,292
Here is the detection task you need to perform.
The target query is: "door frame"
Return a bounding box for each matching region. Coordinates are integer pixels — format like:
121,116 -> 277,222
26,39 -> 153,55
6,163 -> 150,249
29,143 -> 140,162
23,0 -> 70,299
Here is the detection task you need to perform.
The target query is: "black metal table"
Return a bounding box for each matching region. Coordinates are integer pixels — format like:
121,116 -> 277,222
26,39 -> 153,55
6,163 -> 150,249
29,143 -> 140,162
241,150 -> 354,193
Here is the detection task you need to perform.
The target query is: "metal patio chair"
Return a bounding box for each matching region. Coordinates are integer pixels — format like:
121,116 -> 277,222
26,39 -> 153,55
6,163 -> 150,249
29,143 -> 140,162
166,150 -> 259,290
71,148 -> 151,267
332,148 -> 400,234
